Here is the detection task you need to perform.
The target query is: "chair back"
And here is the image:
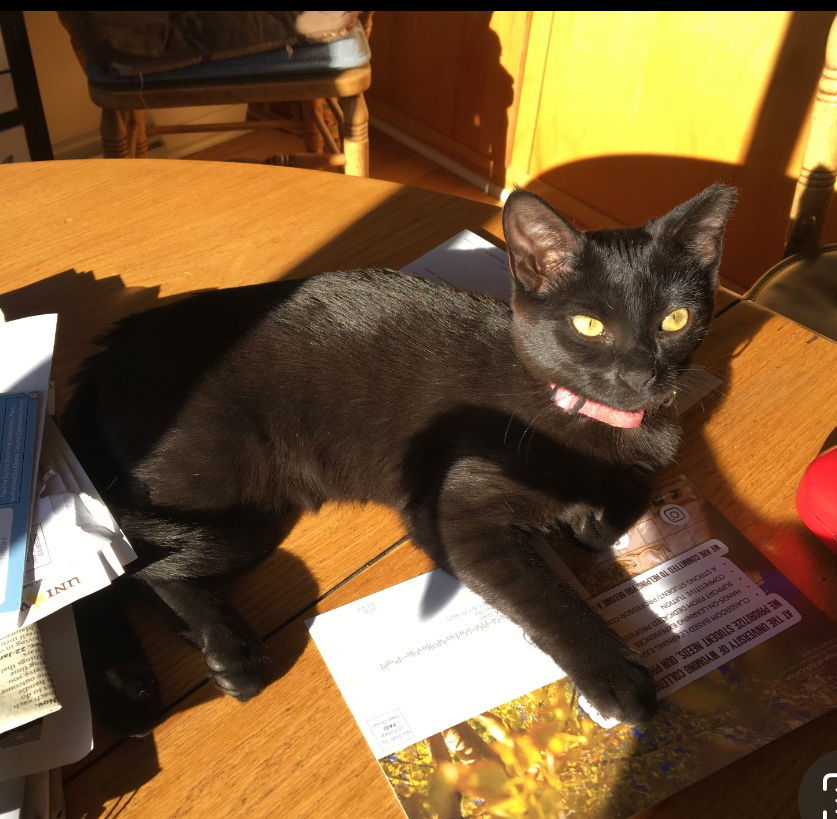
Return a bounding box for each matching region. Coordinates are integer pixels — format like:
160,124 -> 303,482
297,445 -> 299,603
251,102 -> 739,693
746,13 -> 837,341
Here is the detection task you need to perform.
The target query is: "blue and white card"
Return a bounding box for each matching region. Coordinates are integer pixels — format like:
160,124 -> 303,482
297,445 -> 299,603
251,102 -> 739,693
0,312 -> 57,633
0,393 -> 40,619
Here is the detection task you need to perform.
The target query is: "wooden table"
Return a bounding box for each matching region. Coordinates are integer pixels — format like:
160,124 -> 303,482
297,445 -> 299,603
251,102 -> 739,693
1,160 -> 834,818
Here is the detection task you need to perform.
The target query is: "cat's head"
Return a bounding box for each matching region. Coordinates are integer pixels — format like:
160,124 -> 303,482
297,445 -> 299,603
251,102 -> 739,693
502,185 -> 736,428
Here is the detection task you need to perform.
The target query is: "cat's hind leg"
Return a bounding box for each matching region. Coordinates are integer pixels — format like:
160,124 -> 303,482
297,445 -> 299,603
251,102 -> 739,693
123,506 -> 292,702
134,573 -> 269,702
73,581 -> 161,737
79,505 -> 292,734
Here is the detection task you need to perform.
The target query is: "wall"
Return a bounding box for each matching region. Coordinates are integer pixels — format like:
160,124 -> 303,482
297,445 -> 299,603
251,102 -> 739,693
23,11 -> 99,153
368,10 -> 837,289
23,11 -> 246,158
369,10 -> 527,188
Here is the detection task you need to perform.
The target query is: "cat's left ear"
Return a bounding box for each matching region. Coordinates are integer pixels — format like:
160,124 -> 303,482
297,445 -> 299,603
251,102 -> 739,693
503,189 -> 585,297
649,184 -> 737,276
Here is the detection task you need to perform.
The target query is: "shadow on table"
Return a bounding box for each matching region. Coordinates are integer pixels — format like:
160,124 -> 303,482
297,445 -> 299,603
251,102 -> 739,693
0,269 -> 322,813
0,268 -> 162,415
61,550 -> 318,819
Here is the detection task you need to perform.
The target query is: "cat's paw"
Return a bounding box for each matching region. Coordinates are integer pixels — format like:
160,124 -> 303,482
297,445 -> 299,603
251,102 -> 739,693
572,654 -> 657,725
566,509 -> 624,552
89,655 -> 162,738
201,623 -> 270,701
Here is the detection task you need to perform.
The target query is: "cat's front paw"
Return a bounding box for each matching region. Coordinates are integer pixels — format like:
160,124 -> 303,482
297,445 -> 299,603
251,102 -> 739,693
567,509 -> 624,552
572,654 -> 657,725
201,622 -> 270,701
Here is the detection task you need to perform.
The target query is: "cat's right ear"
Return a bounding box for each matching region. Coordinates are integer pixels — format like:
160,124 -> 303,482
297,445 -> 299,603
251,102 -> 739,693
502,189 -> 585,297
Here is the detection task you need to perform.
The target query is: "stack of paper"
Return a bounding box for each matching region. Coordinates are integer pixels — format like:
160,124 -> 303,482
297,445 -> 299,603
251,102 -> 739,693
0,310 -> 137,815
19,417 -> 136,632
0,313 -> 136,638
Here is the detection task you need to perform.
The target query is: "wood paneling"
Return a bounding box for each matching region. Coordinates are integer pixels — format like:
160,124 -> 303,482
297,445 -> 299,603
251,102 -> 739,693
369,10 -> 837,289
521,11 -> 837,288
368,11 -> 528,185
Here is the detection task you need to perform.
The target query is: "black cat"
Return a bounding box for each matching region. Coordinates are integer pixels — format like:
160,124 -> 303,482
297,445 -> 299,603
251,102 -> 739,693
63,184 -> 736,735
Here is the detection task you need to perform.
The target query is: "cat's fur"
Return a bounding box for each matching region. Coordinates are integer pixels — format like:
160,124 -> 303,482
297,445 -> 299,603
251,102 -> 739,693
63,185 -> 736,735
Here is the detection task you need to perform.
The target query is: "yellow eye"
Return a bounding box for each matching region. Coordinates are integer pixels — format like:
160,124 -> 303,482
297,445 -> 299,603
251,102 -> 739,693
661,308 -> 689,332
572,315 -> 605,337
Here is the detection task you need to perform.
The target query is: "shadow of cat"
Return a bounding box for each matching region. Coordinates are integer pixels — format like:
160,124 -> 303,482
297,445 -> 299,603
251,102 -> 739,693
0,270 -> 322,809
0,268 -> 162,414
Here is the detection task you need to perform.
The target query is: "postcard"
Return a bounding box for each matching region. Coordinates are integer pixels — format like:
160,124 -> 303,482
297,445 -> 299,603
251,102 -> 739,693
307,478 -> 837,818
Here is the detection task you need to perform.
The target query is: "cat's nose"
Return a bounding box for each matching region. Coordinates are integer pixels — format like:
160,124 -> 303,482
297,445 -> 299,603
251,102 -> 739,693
619,369 -> 654,391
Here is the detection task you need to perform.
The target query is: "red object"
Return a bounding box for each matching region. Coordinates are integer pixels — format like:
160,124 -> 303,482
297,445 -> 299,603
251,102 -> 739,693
796,446 -> 837,552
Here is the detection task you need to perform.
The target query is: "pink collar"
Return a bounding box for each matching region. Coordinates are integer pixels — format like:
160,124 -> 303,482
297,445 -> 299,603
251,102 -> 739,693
549,383 -> 645,429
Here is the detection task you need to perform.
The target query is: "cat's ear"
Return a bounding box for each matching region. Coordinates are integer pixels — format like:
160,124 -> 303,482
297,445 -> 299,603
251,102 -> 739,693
649,184 -> 737,272
502,189 -> 585,296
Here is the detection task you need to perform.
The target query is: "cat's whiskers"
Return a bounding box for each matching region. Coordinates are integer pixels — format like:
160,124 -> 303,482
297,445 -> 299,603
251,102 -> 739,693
684,361 -> 724,380
504,404 -> 525,446
518,404 -> 552,464
491,386 -> 544,398
502,390 -> 543,446
689,361 -> 717,374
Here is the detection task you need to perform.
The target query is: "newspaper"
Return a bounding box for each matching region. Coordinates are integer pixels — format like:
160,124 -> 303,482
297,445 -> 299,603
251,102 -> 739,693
0,417 -> 131,768
0,769 -> 64,819
307,480 -> 837,818
0,624 -> 60,735
0,310 -> 136,637
0,607 -> 92,781
0,310 -> 134,787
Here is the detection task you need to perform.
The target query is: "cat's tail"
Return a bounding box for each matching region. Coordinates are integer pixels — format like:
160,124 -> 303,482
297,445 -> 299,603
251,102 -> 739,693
60,352 -> 124,496
62,356 -> 162,734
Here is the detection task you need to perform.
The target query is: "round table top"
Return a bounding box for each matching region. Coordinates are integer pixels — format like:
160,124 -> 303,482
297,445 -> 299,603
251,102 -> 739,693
1,157 -> 503,291
0,158 -> 503,410
1,158 -> 835,819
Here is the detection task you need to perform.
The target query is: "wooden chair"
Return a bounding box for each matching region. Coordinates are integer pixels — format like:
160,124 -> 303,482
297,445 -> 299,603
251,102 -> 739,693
745,14 -> 837,340
63,12 -> 372,176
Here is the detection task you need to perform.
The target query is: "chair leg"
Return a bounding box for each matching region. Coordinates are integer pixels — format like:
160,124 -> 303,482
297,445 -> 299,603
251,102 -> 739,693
100,108 -> 130,158
783,13 -> 837,256
302,100 -> 325,153
339,93 -> 369,177
101,109 -> 148,158
132,111 -> 148,158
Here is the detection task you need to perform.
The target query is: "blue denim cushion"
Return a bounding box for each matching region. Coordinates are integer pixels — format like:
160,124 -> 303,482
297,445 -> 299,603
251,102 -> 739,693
85,25 -> 369,85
